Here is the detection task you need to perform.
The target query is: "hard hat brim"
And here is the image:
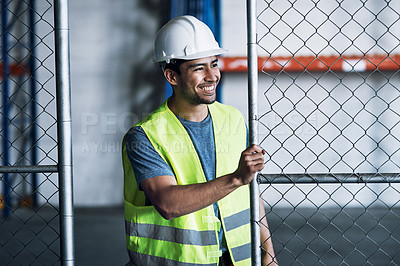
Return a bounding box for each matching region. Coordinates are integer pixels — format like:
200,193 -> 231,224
153,48 -> 228,64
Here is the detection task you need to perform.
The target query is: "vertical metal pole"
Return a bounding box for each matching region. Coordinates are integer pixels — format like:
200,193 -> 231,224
213,0 -> 224,103
29,0 -> 38,208
54,0 -> 74,265
247,0 -> 261,265
1,0 -> 11,218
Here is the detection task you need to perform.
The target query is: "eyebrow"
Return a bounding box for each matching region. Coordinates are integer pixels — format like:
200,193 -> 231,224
188,58 -> 219,69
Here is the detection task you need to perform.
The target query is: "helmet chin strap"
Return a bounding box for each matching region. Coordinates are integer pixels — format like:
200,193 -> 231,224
159,62 -> 167,71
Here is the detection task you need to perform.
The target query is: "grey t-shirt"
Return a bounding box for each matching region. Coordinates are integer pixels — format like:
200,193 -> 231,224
125,113 -> 226,251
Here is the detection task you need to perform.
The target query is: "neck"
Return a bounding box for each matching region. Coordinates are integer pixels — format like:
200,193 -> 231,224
167,97 -> 209,122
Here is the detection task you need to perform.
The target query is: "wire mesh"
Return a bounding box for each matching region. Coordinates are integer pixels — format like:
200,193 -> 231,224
1,0 -> 60,264
256,0 -> 400,264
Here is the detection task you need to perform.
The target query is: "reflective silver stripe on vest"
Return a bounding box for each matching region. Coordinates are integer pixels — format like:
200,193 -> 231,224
128,250 -> 218,266
125,221 -> 217,246
223,208 -> 250,232
231,242 -> 251,262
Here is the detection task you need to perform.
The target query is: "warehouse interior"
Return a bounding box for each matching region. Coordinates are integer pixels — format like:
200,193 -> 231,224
1,0 -> 400,265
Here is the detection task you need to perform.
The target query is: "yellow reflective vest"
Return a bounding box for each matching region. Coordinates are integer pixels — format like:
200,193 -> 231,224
122,100 -> 251,265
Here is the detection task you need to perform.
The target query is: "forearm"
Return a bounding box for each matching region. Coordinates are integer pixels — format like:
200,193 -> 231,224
142,144 -> 265,220
260,197 -> 278,265
148,174 -> 242,220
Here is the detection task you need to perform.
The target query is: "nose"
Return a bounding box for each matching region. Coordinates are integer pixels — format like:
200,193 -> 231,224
204,67 -> 220,82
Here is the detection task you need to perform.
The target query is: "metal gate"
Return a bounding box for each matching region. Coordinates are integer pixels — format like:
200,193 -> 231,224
248,0 -> 400,265
0,0 -> 73,265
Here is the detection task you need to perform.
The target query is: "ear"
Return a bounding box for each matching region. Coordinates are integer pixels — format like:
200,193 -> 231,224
164,69 -> 179,86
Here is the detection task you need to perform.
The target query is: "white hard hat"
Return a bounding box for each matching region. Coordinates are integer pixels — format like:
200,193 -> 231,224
153,15 -> 227,64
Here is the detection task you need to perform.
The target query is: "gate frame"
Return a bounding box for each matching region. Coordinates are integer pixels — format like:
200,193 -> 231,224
247,0 -> 262,265
54,0 -> 74,264
0,0 -> 74,264
247,0 -> 400,265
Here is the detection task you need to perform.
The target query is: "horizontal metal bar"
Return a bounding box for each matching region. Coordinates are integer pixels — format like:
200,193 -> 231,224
259,173 -> 400,184
0,165 -> 58,173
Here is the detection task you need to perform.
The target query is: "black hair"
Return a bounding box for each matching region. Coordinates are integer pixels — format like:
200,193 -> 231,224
164,59 -> 186,75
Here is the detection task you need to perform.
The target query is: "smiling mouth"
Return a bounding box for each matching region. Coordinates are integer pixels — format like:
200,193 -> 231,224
199,84 -> 216,93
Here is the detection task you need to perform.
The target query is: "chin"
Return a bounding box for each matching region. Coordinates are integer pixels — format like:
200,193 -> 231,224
202,97 -> 216,104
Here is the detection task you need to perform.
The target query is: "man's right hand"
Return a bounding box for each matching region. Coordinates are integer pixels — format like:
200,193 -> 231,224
232,144 -> 266,186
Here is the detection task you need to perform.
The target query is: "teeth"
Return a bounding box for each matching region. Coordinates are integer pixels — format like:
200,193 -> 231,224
202,86 -> 214,91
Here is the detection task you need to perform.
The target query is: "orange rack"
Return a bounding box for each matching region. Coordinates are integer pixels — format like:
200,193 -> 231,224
219,54 -> 400,72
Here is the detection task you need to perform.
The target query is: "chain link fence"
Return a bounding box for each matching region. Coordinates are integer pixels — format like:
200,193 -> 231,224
1,0 -> 72,264
255,0 -> 400,265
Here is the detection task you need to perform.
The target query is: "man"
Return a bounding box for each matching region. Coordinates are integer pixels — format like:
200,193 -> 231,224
122,15 -> 277,265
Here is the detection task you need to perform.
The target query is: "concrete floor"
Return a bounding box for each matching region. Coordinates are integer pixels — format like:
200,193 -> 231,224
268,207 -> 400,265
1,206 -> 400,265
74,207 -> 128,266
0,206 -> 128,266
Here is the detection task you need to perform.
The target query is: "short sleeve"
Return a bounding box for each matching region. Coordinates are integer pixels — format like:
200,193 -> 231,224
125,126 -> 175,189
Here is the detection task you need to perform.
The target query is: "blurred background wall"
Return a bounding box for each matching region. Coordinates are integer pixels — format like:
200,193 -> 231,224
70,0 -> 170,206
